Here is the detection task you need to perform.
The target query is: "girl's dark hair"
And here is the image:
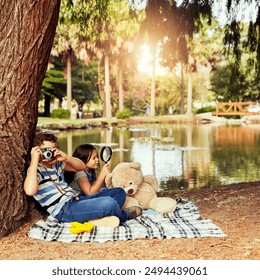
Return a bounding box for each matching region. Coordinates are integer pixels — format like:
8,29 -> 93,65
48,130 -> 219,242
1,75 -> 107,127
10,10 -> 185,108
64,144 -> 97,184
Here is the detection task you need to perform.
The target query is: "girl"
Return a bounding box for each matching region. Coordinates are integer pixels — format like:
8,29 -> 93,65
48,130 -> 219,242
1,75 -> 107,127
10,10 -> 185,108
65,144 -> 110,195
63,144 -> 142,226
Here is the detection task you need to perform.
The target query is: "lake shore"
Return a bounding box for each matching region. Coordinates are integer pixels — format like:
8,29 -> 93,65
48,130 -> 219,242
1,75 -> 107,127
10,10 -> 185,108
37,114 -> 260,131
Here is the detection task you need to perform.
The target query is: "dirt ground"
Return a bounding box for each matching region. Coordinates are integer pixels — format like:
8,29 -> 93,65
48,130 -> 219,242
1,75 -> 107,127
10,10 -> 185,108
0,181 -> 259,260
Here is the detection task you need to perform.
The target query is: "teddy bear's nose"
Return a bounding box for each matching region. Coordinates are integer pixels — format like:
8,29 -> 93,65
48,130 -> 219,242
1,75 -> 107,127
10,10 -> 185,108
127,189 -> 134,195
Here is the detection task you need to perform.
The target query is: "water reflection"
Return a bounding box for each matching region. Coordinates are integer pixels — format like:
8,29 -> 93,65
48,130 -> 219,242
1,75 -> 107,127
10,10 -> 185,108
57,123 -> 260,191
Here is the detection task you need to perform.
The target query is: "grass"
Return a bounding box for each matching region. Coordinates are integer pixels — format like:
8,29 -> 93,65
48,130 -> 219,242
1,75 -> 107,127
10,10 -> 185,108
38,116 -> 117,125
37,117 -> 121,129
38,114 -> 193,128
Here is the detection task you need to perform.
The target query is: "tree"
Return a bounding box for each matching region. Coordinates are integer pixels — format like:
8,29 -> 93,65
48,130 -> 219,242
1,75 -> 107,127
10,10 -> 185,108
84,0 -> 142,118
133,0 -> 211,115
156,74 -> 182,114
0,0 -> 61,237
67,0 -> 112,118
53,0 -> 110,118
184,18 -> 224,114
110,0 -> 144,113
53,2 -> 81,120
41,58 -> 67,116
71,58 -> 100,107
210,63 -> 245,101
42,54 -> 100,112
211,18 -> 260,102
136,0 -> 172,117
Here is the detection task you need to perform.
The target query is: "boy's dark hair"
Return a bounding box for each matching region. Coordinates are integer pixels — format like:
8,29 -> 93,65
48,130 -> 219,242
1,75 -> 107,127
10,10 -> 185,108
33,133 -> 58,147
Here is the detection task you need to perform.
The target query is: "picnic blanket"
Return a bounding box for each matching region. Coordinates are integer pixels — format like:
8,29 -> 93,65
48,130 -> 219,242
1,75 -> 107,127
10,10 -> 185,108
27,198 -> 226,243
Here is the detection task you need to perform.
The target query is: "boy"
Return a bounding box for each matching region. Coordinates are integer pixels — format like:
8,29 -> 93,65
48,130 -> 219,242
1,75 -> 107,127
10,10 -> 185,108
24,133 -> 142,227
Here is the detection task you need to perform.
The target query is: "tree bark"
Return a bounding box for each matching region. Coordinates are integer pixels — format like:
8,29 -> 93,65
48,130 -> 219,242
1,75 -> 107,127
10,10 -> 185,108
0,0 -> 60,237
180,63 -> 185,114
118,66 -> 124,112
104,55 -> 112,118
44,94 -> 51,117
150,48 -> 156,118
66,46 -> 72,119
186,69 -> 193,115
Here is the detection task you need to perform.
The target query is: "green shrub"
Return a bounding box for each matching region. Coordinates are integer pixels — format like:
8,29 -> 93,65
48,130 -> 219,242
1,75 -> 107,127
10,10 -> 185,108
116,108 -> 132,119
51,108 -> 70,119
196,106 -> 215,114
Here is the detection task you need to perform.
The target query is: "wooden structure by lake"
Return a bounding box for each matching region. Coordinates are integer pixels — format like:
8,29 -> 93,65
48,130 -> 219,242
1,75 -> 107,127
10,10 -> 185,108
214,102 -> 260,116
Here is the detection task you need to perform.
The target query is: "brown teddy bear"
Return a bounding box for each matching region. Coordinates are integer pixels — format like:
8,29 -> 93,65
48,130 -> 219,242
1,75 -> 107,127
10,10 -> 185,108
105,162 -> 177,213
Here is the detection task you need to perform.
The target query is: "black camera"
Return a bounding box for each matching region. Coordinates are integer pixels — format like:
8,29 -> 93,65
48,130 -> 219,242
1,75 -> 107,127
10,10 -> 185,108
40,147 -> 54,161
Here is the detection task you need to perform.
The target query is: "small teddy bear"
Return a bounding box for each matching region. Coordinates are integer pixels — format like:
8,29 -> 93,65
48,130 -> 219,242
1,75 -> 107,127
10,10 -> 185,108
105,162 -> 177,213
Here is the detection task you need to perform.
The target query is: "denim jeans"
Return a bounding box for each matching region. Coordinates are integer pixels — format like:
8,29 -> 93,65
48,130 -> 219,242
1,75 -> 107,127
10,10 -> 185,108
55,187 -> 128,223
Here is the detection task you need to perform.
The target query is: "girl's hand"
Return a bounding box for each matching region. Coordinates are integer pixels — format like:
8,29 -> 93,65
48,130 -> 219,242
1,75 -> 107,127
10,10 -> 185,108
100,163 -> 111,177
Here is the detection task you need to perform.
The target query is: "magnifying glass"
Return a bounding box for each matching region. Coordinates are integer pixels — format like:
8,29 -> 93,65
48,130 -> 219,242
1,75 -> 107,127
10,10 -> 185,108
100,146 -> 112,164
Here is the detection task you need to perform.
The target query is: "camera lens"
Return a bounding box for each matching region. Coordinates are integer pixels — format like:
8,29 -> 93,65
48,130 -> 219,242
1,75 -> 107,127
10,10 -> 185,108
45,151 -> 52,159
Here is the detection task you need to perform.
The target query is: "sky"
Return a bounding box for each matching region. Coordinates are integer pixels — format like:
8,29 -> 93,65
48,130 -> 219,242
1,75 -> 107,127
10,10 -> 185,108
212,0 -> 259,27
128,0 -> 259,24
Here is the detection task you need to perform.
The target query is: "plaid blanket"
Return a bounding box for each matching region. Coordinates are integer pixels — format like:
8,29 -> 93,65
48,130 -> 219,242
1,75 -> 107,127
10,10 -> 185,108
27,199 -> 226,243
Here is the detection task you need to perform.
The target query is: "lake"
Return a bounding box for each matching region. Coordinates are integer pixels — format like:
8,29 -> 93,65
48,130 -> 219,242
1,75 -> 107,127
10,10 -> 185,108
57,123 -> 260,191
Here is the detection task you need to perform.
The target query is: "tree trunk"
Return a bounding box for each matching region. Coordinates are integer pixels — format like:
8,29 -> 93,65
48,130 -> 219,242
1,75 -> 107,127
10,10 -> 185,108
104,55 -> 112,118
66,46 -> 72,119
118,67 -> 124,112
0,0 -> 60,237
186,69 -> 193,115
44,94 -> 51,117
150,49 -> 156,118
180,63 -> 185,114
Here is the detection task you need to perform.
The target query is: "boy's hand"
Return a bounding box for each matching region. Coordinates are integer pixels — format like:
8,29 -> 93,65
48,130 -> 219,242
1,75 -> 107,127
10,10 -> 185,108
53,149 -> 69,162
30,146 -> 42,162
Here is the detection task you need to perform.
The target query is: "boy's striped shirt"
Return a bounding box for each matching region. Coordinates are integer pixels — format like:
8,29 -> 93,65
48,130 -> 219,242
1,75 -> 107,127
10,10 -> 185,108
34,162 -> 79,217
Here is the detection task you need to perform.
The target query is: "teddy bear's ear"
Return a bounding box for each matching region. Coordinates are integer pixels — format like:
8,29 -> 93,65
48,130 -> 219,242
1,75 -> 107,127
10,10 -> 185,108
143,174 -> 159,190
130,162 -> 141,170
105,173 -> 113,188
